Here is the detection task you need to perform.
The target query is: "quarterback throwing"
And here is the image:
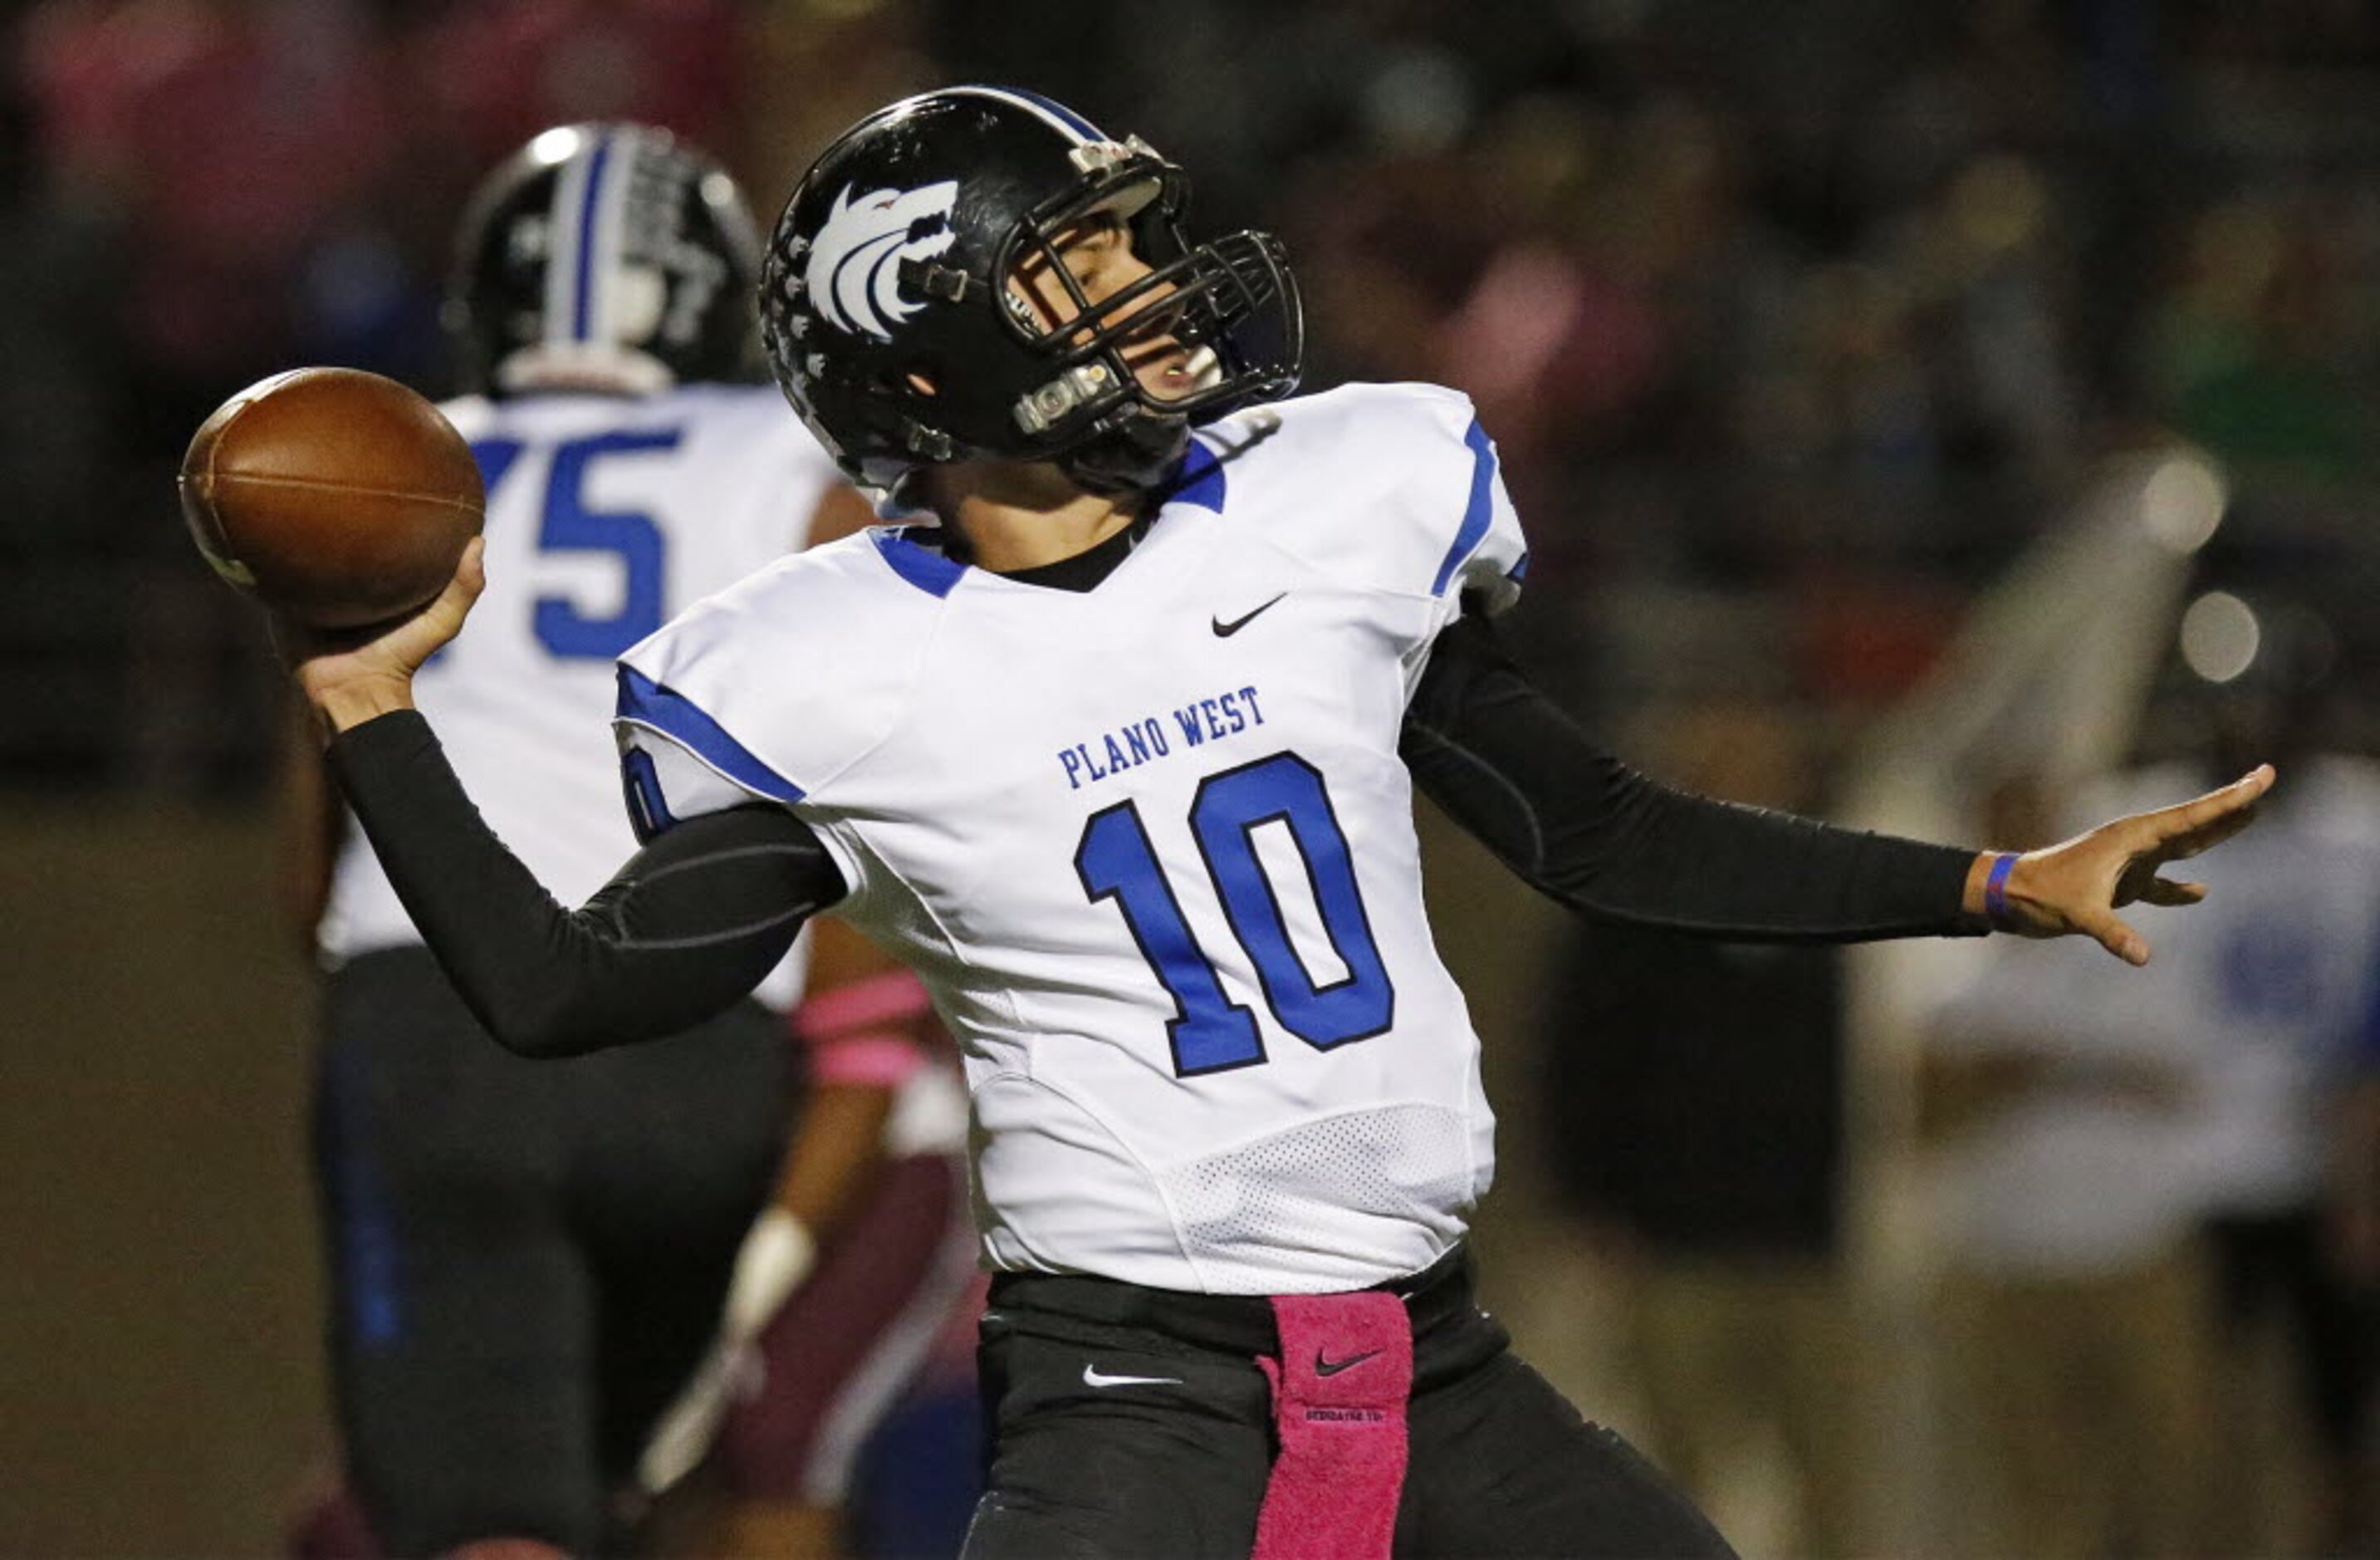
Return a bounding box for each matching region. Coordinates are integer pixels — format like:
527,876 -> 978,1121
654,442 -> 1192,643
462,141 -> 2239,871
289,86 -> 2271,1560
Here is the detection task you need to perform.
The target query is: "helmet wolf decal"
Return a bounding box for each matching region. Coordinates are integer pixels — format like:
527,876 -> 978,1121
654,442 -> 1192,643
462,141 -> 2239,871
807,181 -> 961,342
761,86 -> 1301,496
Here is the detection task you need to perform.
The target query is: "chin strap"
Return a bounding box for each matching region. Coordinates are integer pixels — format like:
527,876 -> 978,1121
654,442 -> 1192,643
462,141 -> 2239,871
1056,409 -> 1192,494
874,404 -> 1190,501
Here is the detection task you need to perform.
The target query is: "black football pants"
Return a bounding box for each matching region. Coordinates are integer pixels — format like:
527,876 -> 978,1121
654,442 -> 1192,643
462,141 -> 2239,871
962,1248 -> 1740,1560
314,947 -> 792,1557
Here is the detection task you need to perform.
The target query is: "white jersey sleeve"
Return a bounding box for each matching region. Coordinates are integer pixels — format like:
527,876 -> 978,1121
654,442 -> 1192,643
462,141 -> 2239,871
612,529 -> 948,895
1214,382 -> 1530,629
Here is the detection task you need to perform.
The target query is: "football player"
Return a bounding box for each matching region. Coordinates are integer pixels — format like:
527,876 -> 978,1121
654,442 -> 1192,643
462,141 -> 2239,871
288,89 -> 2274,1558
297,123 -> 948,1560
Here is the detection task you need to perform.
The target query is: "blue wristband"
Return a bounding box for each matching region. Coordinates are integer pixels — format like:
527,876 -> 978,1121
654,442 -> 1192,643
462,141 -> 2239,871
1983,852 -> 2019,930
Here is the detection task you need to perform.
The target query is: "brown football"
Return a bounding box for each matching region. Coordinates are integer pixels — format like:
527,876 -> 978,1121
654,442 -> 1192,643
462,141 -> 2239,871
179,366 -> 484,628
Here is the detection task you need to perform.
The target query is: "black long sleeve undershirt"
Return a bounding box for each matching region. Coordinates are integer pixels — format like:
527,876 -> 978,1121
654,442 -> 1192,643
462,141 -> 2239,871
1402,614 -> 1984,940
330,709 -> 845,1057
326,616 -> 1980,1060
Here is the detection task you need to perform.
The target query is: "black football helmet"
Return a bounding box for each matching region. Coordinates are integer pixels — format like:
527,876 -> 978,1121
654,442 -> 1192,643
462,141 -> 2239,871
447,123 -> 764,396
760,86 -> 1303,494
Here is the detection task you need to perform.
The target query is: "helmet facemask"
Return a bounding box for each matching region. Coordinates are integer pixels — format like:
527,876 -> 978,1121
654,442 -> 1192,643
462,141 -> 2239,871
992,144 -> 1300,490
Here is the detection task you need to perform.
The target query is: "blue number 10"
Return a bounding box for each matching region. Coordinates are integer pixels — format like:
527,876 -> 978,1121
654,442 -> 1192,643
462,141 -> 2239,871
1075,751 -> 1395,1076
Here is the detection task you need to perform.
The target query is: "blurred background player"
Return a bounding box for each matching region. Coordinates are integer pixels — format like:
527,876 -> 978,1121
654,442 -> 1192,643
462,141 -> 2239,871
291,122 -> 935,1558
2165,601 -> 2380,1558
1916,596 -> 2380,1558
1914,768 -> 2223,1560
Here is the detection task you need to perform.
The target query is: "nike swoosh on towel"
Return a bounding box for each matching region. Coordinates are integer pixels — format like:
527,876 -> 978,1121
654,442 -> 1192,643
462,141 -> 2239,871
1313,1347 -> 1382,1377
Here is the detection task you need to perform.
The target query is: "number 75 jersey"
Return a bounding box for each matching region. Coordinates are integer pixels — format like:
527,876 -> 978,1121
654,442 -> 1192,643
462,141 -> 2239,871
321,383 -> 838,1008
619,383 -> 1531,1294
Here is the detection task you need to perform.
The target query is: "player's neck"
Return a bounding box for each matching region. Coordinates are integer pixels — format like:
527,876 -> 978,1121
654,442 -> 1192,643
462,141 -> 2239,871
932,462 -> 1144,574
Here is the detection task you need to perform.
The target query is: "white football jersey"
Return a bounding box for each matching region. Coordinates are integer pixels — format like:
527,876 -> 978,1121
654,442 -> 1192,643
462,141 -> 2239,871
321,383 -> 844,1012
617,382 -> 1530,1293
2094,756 -> 2380,1214
1929,754 -> 2380,1263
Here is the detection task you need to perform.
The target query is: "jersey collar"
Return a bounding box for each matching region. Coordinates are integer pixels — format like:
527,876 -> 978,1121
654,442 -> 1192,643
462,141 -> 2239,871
868,433 -> 1227,598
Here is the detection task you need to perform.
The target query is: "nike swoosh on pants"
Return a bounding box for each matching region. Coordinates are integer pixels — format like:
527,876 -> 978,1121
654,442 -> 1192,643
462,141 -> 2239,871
1082,1362 -> 1184,1388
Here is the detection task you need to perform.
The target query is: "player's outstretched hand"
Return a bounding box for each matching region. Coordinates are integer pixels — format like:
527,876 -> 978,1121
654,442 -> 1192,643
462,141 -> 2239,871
1989,764 -> 2276,965
277,537 -> 486,737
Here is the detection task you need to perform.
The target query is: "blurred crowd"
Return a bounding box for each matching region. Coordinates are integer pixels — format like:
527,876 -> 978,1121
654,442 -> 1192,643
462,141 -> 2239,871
7,2 -> 2380,1556
7,0 -> 2380,791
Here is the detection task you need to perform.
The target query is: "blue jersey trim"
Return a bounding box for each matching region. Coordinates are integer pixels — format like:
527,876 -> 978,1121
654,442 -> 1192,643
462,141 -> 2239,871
615,665 -> 806,802
618,746 -> 678,843
1507,552 -> 1530,583
571,130 -> 615,341
1163,438 -> 1227,513
1429,417 -> 1499,598
871,527 -> 967,598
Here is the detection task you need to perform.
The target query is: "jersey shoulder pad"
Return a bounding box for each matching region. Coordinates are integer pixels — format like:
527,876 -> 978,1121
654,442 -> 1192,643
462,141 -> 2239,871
615,528 -> 940,802
1209,381 -> 1524,605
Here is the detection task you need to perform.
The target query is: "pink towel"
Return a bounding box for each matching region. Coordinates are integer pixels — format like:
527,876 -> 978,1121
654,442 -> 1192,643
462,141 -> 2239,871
1251,1290 -> 1414,1560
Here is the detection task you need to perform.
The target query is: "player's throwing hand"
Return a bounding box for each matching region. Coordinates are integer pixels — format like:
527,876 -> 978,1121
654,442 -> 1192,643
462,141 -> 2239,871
1982,763 -> 2276,965
278,537 -> 487,738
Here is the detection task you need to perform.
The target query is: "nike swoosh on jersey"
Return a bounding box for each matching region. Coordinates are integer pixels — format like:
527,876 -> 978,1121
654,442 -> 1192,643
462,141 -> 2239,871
1082,1363 -> 1185,1388
1212,593 -> 1286,637
1313,1347 -> 1382,1376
